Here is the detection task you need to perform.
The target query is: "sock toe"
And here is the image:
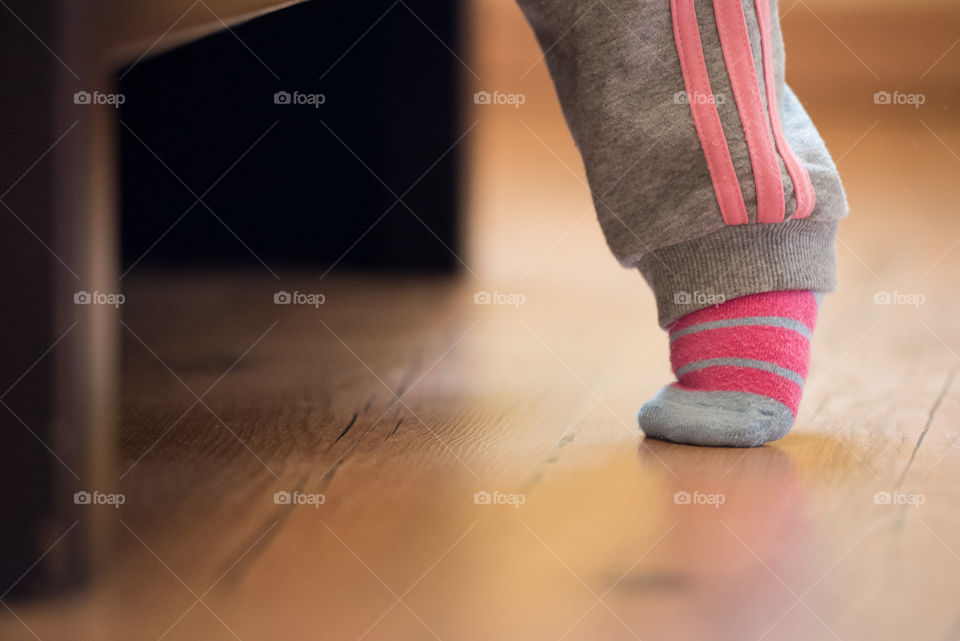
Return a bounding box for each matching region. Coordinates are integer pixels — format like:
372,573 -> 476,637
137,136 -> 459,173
638,386 -> 795,447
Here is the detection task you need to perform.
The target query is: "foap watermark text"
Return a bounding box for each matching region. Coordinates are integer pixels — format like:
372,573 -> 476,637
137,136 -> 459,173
74,490 -> 125,508
674,290 -> 726,306
474,90 -> 525,109
74,90 -> 125,107
874,491 -> 925,508
674,90 -> 725,105
275,290 -> 325,308
874,290 -> 925,308
274,490 -> 326,508
474,290 -> 525,308
873,90 -> 925,109
674,490 -> 725,508
75,290 -> 125,308
474,490 -> 525,508
274,90 -> 326,108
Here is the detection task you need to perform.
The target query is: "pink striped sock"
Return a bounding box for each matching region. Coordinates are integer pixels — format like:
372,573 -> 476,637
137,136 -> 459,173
638,290 -> 818,447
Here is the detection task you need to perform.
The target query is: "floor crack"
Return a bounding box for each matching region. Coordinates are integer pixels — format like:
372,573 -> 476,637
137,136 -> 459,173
895,367 -> 956,489
332,411 -> 358,444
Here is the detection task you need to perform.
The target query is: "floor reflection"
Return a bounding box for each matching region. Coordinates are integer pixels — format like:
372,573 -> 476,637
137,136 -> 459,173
625,440 -> 816,640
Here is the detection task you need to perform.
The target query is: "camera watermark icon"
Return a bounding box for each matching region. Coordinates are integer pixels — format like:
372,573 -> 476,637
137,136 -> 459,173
274,90 -> 326,108
873,290 -> 925,308
673,90 -> 725,106
473,290 -> 525,309
73,490 -> 125,508
473,90 -> 526,109
274,290 -> 325,308
673,290 -> 726,306
74,90 -> 125,108
274,490 -> 326,508
473,490 -> 525,508
673,490 -> 725,508
74,290 -> 125,308
873,490 -> 925,508
873,90 -> 925,109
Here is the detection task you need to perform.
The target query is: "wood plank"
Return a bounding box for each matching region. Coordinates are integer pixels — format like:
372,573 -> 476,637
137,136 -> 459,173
95,0 -> 306,63
1,224 -> 958,639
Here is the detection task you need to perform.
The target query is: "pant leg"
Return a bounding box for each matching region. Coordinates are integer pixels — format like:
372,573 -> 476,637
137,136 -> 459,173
516,0 -> 847,327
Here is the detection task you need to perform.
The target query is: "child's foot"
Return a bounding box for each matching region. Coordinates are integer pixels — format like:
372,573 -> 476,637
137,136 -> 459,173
638,290 -> 818,447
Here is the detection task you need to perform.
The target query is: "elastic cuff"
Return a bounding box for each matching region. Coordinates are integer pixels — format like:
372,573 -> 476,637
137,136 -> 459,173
637,219 -> 838,328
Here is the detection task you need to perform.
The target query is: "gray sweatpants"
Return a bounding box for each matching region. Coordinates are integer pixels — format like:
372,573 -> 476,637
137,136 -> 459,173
516,0 -> 847,327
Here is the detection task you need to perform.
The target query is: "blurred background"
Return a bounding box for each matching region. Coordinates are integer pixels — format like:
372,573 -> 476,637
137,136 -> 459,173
113,0 -> 960,281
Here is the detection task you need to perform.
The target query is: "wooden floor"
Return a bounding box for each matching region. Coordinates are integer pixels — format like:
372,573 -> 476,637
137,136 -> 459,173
5,1 -> 960,640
